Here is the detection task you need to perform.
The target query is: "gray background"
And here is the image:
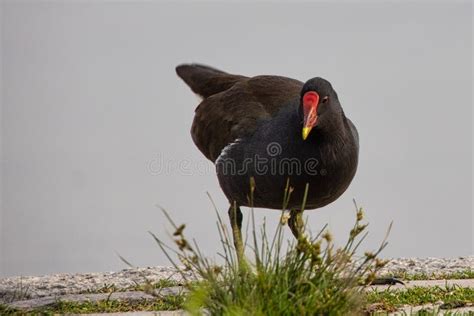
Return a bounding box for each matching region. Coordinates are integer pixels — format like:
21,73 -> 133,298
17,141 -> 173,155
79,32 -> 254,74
0,1 -> 472,277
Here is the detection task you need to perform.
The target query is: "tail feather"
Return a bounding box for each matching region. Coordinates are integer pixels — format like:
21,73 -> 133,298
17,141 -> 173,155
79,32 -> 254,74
176,63 -> 246,98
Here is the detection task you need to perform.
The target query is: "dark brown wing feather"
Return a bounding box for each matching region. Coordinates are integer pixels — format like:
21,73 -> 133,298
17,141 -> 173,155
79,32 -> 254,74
176,64 -> 247,98
176,64 -> 303,162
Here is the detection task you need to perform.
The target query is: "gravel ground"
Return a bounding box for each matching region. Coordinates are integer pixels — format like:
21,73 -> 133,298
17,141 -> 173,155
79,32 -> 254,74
379,256 -> 473,277
0,257 -> 472,304
0,266 -> 193,303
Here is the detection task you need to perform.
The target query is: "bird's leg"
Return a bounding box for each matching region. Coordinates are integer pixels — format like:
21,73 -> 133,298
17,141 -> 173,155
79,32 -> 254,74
288,209 -> 306,241
228,203 -> 244,263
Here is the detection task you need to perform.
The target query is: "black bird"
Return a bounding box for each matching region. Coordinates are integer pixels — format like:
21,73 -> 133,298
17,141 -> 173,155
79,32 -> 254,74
176,64 -> 359,259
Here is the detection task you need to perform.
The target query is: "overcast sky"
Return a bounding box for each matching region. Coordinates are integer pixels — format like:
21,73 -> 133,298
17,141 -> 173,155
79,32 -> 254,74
1,1 -> 472,277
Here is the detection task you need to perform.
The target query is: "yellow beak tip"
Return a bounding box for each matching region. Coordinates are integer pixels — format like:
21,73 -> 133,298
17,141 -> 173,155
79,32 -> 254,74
302,127 -> 311,140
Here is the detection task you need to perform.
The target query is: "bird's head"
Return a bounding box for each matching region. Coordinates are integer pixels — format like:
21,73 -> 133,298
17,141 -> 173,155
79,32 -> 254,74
299,77 -> 340,140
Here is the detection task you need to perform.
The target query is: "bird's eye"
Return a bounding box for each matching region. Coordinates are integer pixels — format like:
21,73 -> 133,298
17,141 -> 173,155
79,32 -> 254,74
322,96 -> 329,103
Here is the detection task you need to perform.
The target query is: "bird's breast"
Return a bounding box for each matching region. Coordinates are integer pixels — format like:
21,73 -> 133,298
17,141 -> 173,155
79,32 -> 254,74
215,130 -> 358,210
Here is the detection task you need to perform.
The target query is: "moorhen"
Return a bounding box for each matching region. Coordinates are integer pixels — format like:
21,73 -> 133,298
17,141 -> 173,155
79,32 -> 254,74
176,64 -> 359,259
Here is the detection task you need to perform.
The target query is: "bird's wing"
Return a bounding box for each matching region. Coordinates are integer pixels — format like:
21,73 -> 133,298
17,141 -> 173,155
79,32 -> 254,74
177,64 -> 303,162
176,64 -> 247,99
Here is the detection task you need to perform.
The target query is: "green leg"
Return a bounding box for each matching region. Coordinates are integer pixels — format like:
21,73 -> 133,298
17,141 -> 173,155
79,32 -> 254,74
288,209 -> 305,241
228,203 -> 244,263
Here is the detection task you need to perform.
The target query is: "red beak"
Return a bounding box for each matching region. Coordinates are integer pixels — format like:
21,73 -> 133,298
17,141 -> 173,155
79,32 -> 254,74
302,91 -> 319,140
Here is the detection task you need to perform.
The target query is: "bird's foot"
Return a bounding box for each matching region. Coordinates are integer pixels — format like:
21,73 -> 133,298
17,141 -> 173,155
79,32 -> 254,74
368,277 -> 405,286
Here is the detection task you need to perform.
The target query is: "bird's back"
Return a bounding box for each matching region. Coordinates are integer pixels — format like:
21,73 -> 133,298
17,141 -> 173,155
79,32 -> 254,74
176,64 -> 303,161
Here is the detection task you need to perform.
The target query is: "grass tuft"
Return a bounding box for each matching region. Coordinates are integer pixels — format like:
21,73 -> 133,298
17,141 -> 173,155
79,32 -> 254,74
153,191 -> 392,315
